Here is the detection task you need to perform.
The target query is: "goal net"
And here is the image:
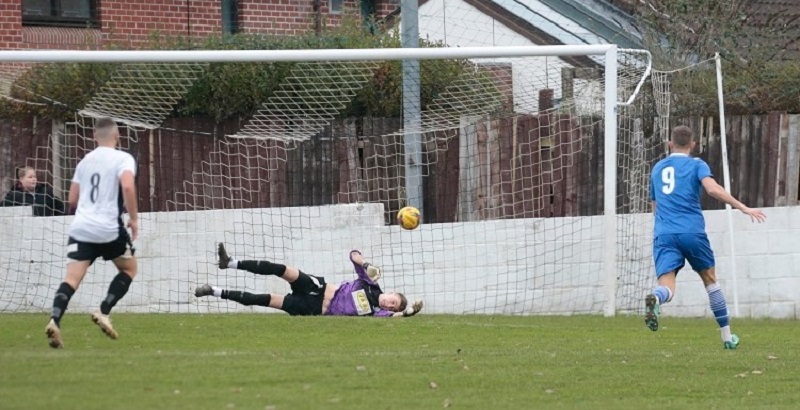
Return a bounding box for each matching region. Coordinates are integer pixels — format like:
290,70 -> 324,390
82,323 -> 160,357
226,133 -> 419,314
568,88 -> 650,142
0,45 -> 655,316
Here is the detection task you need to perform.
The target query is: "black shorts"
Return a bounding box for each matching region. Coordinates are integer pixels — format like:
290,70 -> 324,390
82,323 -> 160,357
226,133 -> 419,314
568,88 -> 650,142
281,273 -> 326,316
67,228 -> 135,264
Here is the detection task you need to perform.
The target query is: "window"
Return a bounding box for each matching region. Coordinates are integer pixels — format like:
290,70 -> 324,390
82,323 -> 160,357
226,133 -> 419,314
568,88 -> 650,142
329,0 -> 343,14
22,0 -> 98,28
222,0 -> 238,35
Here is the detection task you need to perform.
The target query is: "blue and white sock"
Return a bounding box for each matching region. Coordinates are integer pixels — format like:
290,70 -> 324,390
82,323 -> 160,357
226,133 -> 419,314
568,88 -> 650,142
652,285 -> 672,305
706,282 -> 732,342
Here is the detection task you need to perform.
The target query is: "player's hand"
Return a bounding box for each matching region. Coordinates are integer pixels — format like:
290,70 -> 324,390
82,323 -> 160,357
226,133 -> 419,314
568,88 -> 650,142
127,218 -> 139,241
742,207 -> 766,223
350,250 -> 365,265
403,299 -> 424,317
364,263 -> 382,281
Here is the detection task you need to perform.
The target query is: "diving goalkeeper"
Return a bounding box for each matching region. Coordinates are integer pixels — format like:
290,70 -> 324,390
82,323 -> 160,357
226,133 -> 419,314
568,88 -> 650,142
195,243 -> 423,318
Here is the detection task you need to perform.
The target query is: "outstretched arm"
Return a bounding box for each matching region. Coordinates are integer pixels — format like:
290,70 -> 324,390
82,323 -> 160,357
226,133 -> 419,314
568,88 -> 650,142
701,177 -> 766,223
349,250 -> 381,284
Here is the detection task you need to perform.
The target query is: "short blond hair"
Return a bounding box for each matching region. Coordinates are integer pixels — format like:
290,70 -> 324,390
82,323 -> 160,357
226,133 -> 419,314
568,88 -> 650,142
95,117 -> 118,140
16,166 -> 35,180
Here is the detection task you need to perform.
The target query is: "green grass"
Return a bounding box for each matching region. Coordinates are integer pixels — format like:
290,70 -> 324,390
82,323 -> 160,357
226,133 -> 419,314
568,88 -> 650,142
1,314 -> 798,410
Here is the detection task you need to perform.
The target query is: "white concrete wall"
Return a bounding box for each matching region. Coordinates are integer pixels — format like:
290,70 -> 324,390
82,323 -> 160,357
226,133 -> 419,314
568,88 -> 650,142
1,204 -> 798,318
668,207 -> 800,319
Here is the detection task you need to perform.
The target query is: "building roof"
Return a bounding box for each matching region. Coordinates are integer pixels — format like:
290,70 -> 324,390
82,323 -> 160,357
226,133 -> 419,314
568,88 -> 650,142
385,0 -> 644,66
459,0 -> 643,49
518,0 -> 643,48
464,0 -> 644,66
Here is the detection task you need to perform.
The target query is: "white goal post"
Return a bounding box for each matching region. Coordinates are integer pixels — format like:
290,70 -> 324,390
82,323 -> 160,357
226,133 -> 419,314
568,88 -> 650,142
0,45 -> 653,316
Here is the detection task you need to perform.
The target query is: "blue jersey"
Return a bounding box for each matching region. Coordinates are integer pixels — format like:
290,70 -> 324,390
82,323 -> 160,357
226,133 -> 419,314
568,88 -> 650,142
649,153 -> 713,237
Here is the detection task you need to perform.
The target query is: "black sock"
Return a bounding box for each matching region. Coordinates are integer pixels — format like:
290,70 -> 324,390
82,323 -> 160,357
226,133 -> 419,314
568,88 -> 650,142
221,290 -> 271,307
51,282 -> 75,327
100,272 -> 133,315
238,260 -> 286,277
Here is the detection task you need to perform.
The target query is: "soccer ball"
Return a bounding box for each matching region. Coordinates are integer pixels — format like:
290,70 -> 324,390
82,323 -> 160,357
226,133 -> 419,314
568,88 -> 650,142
397,206 -> 421,230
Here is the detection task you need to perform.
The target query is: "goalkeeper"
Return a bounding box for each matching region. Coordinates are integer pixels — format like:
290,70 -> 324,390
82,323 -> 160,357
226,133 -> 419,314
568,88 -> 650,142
195,243 -> 423,318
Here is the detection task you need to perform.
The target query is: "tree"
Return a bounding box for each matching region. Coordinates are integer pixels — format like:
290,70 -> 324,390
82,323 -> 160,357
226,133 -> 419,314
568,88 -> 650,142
630,0 -> 800,113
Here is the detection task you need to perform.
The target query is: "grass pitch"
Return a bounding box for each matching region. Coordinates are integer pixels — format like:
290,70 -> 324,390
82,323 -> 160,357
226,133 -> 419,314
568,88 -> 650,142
1,314 -> 797,410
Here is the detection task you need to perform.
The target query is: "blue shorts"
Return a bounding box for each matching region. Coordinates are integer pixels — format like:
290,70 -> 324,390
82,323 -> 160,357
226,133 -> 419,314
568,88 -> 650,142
653,233 -> 715,277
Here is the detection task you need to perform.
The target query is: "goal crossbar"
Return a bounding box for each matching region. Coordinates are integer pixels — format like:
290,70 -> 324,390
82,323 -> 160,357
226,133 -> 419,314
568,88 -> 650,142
0,45 -> 616,63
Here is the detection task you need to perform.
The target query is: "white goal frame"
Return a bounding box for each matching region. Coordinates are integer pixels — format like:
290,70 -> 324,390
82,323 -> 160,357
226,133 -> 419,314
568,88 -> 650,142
0,44 -> 640,316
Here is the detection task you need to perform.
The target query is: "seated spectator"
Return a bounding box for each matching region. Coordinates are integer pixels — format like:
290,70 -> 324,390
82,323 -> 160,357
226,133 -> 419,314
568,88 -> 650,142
1,166 -> 67,216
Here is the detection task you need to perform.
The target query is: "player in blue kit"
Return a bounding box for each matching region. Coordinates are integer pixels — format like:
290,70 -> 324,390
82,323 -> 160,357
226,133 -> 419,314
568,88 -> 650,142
646,125 -> 766,349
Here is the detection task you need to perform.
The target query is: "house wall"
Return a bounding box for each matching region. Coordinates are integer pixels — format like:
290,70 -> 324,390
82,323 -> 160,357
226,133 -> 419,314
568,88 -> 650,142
1,203 -> 798,318
0,0 -> 399,50
237,0 -> 362,36
0,1 -> 24,49
417,0 -> 601,114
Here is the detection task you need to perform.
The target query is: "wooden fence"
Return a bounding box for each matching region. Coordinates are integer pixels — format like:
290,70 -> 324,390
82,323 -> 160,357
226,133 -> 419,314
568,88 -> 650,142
684,113 -> 800,209
132,115 -> 606,223
2,113 -> 799,224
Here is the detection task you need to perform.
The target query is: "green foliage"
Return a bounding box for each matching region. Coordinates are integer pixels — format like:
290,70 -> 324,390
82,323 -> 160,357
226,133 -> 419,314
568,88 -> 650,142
169,29 -> 492,120
174,37 -> 300,122
1,314 -> 799,409
3,14 -> 496,122
6,62 -> 116,120
633,0 -> 800,114
721,60 -> 800,114
173,14 -> 392,121
347,38 -> 489,117
649,58 -> 800,116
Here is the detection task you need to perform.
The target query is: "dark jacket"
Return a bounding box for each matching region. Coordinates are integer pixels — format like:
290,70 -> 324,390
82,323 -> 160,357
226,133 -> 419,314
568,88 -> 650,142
1,182 -> 67,216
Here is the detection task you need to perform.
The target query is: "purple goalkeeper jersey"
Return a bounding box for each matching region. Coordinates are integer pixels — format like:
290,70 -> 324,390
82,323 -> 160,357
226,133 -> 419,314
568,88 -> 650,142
325,260 -> 393,317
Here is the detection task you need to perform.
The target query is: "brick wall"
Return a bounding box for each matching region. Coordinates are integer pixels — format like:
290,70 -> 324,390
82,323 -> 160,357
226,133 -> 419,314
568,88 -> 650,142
99,0 -> 222,46
22,26 -> 102,49
375,0 -> 400,18
238,0 -> 372,36
239,0 -> 318,36
0,1 -> 23,49
0,0 -> 405,50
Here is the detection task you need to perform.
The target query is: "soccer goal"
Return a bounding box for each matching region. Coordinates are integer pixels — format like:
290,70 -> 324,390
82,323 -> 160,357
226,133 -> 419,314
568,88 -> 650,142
0,45 -> 655,316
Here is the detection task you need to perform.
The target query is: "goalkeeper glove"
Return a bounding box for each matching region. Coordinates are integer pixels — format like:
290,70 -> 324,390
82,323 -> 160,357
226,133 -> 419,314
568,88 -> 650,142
362,262 -> 382,282
402,299 -> 424,317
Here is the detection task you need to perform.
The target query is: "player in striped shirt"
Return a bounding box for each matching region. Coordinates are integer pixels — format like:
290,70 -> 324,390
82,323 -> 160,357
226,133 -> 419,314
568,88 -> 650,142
647,125 -> 766,349
195,243 -> 423,318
